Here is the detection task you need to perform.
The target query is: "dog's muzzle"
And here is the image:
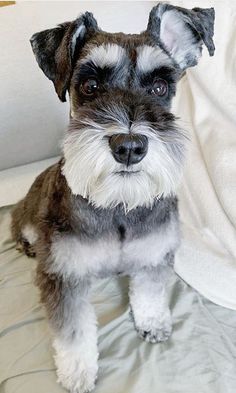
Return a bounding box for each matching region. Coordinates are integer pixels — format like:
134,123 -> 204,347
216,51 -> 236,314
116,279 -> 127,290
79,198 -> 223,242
109,133 -> 148,166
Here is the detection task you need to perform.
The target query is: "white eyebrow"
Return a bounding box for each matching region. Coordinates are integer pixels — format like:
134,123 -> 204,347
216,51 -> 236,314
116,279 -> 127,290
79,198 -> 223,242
136,45 -> 172,73
82,43 -> 127,68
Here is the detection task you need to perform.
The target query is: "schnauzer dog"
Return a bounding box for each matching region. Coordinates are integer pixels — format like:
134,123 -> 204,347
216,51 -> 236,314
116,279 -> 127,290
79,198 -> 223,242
11,3 -> 215,392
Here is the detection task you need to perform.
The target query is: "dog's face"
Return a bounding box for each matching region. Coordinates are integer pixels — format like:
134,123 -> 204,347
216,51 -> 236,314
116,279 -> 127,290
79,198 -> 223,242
31,3 -> 215,210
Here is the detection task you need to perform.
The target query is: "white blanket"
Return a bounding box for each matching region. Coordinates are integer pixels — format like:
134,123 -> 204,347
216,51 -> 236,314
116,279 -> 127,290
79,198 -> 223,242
173,0 -> 236,309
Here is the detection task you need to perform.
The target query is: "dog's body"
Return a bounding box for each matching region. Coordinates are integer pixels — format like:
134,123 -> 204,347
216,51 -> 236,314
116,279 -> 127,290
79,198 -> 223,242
11,3 -> 215,392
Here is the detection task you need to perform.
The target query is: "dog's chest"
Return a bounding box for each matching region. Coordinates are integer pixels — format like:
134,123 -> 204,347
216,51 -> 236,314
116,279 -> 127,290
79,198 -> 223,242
50,197 -> 179,278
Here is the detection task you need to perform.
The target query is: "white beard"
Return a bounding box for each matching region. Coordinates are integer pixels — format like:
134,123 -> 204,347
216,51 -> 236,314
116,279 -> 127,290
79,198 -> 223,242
62,120 -> 185,211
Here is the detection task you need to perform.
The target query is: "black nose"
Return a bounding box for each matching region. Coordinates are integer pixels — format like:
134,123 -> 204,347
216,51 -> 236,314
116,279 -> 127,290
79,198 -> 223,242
109,134 -> 148,165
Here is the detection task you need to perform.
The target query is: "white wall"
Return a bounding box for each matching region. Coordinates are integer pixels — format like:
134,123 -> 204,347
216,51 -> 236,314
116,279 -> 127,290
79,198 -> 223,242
0,1 -> 155,171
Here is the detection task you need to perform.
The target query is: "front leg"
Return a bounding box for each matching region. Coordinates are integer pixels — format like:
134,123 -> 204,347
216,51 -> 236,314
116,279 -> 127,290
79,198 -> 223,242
37,269 -> 98,393
129,262 -> 173,343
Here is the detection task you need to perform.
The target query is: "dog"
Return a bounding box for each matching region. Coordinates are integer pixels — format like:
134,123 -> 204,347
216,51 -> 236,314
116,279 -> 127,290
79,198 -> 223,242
11,3 -> 215,392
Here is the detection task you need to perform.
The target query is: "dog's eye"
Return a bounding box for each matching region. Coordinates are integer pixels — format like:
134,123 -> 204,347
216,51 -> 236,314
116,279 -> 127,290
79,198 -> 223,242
80,78 -> 99,96
150,78 -> 168,97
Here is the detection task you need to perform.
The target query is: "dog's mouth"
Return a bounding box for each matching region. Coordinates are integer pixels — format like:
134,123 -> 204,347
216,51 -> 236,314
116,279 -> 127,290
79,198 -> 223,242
115,170 -> 141,176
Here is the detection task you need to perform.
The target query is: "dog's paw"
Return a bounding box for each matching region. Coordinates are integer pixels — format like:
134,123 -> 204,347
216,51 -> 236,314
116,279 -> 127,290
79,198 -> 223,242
137,325 -> 172,343
54,342 -> 98,393
56,358 -> 98,393
16,239 -> 36,258
134,314 -> 172,343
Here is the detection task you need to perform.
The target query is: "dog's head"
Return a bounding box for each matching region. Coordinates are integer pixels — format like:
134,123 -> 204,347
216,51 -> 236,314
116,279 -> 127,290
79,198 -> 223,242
30,3 -> 215,210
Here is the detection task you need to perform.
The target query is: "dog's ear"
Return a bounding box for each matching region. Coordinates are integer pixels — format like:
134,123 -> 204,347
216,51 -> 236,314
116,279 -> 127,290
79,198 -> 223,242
30,12 -> 98,101
147,3 -> 215,70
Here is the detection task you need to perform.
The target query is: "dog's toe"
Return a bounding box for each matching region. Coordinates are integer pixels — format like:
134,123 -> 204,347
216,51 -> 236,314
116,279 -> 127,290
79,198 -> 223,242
134,313 -> 172,344
138,326 -> 172,343
16,239 -> 36,258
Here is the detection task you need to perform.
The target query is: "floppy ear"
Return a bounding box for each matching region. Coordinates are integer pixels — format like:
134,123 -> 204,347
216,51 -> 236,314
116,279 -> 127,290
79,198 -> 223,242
147,3 -> 215,70
30,12 -> 98,101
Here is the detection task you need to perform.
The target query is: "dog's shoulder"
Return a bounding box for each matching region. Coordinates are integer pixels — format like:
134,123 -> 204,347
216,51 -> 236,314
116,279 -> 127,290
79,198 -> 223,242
35,159 -> 72,232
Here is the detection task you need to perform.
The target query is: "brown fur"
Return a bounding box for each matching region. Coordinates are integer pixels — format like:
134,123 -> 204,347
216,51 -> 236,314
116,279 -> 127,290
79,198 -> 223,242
11,159 -> 73,321
11,159 -> 71,245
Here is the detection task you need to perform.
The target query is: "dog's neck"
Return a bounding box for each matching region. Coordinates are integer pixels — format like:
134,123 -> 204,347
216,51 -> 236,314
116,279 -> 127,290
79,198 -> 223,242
69,190 -> 178,242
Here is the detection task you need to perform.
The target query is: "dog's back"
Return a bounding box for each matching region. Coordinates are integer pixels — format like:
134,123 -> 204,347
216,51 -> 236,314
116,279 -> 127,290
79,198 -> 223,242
11,161 -> 66,256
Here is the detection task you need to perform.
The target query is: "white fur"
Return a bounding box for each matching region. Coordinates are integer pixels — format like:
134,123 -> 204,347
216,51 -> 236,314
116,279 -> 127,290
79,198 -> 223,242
49,214 -> 179,279
71,24 -> 86,56
81,44 -> 126,69
50,234 -> 120,278
159,9 -> 201,69
22,224 -> 38,244
62,120 -> 184,211
53,300 -> 98,393
129,270 -> 172,343
121,214 -> 180,273
136,45 -> 172,73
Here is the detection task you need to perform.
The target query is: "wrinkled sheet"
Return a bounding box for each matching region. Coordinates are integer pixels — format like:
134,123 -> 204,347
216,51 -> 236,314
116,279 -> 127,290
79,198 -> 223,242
1,205 -> 236,393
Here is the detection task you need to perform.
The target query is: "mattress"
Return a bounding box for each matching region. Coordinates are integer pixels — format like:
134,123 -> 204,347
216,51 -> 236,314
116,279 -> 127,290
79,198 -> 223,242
1,205 -> 236,393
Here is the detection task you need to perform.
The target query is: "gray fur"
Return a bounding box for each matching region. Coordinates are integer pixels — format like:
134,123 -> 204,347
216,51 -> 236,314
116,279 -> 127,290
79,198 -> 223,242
48,277 -> 90,337
47,195 -> 180,279
11,4 -> 216,392
70,194 -> 178,240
